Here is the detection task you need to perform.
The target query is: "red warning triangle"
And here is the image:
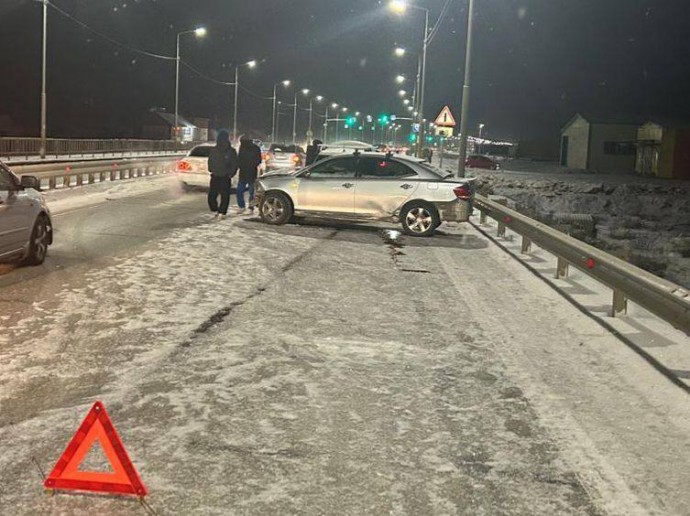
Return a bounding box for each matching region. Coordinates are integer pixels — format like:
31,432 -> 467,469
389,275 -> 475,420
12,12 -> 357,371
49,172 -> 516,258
44,401 -> 148,497
434,106 -> 457,127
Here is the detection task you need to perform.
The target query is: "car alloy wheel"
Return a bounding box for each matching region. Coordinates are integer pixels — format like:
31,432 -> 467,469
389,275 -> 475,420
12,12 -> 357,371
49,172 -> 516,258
262,197 -> 285,222
406,207 -> 433,234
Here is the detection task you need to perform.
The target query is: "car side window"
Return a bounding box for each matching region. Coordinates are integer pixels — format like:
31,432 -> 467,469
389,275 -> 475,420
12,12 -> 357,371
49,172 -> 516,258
308,157 -> 358,178
358,158 -> 417,179
0,166 -> 18,191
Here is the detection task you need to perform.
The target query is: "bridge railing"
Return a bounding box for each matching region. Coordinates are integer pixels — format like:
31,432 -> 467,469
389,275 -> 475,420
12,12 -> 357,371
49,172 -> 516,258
12,156 -> 181,190
474,194 -> 690,336
0,137 -> 200,160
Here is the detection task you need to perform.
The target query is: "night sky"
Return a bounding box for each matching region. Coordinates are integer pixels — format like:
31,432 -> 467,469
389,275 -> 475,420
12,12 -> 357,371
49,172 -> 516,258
1,0 -> 689,142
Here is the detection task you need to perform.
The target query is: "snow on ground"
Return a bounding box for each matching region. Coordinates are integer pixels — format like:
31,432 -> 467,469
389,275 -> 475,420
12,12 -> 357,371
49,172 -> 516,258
1,179 -> 690,514
43,174 -> 183,215
456,159 -> 690,289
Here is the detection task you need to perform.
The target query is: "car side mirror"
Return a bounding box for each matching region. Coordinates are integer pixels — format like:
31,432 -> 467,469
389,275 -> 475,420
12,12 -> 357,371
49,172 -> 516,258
20,175 -> 41,191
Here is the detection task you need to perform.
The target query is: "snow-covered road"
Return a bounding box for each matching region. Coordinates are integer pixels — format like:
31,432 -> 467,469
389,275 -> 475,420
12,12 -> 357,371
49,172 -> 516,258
1,176 -> 690,515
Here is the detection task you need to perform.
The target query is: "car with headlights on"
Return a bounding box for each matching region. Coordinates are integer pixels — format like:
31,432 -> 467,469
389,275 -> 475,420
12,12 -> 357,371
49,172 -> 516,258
255,152 -> 474,237
0,161 -> 53,265
176,143 -> 239,191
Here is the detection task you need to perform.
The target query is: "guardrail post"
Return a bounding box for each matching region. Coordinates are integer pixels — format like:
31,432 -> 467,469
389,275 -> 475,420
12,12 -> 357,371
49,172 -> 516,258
49,176 -> 56,190
479,210 -> 487,224
611,290 -> 628,317
99,171 -> 106,182
76,174 -> 83,187
110,169 -> 116,181
555,257 -> 569,279
88,173 -> 95,184
492,197 -> 508,237
521,236 -> 532,254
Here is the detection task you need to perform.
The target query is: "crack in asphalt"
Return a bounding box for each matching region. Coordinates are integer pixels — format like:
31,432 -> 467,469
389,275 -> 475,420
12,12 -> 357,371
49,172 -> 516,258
179,229 -> 339,348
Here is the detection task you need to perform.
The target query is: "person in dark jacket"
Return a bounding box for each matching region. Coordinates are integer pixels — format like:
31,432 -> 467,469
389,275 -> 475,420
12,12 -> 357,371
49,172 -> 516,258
236,136 -> 263,214
207,130 -> 238,218
305,139 -> 323,166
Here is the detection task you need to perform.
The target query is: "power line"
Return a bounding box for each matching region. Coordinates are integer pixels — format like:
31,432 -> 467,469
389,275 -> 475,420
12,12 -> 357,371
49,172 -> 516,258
45,1 -> 176,61
427,0 -> 453,45
180,59 -> 234,86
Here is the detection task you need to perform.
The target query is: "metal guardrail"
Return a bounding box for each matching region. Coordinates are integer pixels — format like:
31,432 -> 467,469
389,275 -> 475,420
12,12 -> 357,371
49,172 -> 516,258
474,194 -> 690,336
11,156 -> 181,190
0,137 -> 200,160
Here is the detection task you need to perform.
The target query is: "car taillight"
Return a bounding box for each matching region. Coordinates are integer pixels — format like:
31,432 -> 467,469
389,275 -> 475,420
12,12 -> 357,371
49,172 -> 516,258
177,160 -> 192,172
453,185 -> 471,201
291,154 -> 301,164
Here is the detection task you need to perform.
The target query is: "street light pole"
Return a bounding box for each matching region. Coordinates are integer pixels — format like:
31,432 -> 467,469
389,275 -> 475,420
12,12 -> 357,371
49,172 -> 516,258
292,91 -> 297,145
271,83 -> 277,142
232,66 -> 239,142
457,0 -> 476,178
174,33 -> 181,148
39,0 -> 48,159
174,27 -> 206,148
323,105 -> 329,142
417,8 -> 429,158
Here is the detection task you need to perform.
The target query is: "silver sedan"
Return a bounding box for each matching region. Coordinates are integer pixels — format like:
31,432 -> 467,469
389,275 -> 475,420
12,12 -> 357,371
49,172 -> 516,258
255,152 -> 474,237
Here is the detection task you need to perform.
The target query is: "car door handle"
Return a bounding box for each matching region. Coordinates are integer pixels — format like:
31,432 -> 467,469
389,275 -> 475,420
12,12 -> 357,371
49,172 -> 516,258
341,183 -> 354,189
400,184 -> 414,190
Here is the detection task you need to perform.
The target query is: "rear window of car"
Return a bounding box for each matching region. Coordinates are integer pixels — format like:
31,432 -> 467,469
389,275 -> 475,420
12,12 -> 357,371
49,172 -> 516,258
189,146 -> 212,158
270,144 -> 295,153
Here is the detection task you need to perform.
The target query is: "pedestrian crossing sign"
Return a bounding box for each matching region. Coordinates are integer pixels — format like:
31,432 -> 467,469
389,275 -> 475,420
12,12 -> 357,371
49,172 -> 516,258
434,106 -> 456,127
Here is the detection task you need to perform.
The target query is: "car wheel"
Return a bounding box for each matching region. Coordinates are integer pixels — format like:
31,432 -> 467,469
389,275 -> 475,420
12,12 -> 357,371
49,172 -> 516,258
24,215 -> 50,266
260,191 -> 293,225
401,202 -> 439,237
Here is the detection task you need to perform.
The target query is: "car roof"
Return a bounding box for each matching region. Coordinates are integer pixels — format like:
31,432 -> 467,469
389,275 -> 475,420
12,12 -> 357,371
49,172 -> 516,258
322,151 -> 427,164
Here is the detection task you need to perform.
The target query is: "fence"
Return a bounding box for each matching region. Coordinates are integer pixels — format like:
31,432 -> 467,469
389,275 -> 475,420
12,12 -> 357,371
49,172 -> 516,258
0,138 -> 201,160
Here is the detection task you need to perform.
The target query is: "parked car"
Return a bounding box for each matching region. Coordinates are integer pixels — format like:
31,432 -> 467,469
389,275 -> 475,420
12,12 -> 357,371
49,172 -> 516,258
264,144 -> 305,171
255,152 -> 475,237
176,143 -> 239,191
0,161 -> 53,265
465,154 -> 500,170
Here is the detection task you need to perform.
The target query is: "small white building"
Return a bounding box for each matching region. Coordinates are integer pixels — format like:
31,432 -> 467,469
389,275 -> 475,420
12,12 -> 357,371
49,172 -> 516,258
560,114 -> 639,173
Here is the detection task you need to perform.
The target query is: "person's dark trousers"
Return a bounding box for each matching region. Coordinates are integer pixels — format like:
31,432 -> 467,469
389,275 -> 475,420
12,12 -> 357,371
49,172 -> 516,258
208,176 -> 231,214
236,180 -> 255,209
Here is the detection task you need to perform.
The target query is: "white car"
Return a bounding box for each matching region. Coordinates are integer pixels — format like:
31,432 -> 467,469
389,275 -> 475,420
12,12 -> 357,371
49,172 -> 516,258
0,161 -> 53,265
176,144 -> 239,191
256,152 -> 475,237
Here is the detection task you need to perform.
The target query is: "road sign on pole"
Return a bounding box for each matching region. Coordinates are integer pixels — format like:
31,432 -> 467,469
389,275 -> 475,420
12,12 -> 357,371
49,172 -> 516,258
434,106 -> 457,127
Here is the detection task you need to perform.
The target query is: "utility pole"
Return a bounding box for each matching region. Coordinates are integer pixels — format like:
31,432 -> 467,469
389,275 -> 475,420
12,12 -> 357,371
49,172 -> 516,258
416,10 -> 429,158
457,0 -> 476,178
271,84 -> 277,142
323,106 -> 329,142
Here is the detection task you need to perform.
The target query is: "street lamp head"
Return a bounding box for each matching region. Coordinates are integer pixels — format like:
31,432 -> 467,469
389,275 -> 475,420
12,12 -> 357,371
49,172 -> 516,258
398,90 -> 406,97
389,1 -> 407,15
395,75 -> 405,84
316,95 -> 324,102
332,102 -> 338,108
394,47 -> 406,57
407,106 -> 414,111
282,80 -> 291,87
403,99 -> 410,105
342,107 -> 348,113
246,59 -> 257,68
302,88 -> 310,95
355,111 -> 360,116
194,27 -> 207,37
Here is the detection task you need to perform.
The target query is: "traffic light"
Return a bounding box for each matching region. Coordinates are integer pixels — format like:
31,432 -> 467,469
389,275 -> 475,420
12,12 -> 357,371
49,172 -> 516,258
378,114 -> 390,126
408,133 -> 417,143
346,116 -> 357,126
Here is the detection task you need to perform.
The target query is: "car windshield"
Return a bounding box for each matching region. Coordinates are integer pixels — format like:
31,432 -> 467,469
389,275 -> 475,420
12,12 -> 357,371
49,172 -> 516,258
270,144 -> 299,153
189,146 -> 212,157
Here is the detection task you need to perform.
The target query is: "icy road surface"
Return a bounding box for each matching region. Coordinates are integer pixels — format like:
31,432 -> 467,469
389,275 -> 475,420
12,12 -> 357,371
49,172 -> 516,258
1,175 -> 690,515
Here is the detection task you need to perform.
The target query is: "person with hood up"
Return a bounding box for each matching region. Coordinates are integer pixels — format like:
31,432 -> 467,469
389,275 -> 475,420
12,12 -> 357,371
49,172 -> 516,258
236,135 -> 263,214
305,138 -> 323,166
207,130 -> 238,218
